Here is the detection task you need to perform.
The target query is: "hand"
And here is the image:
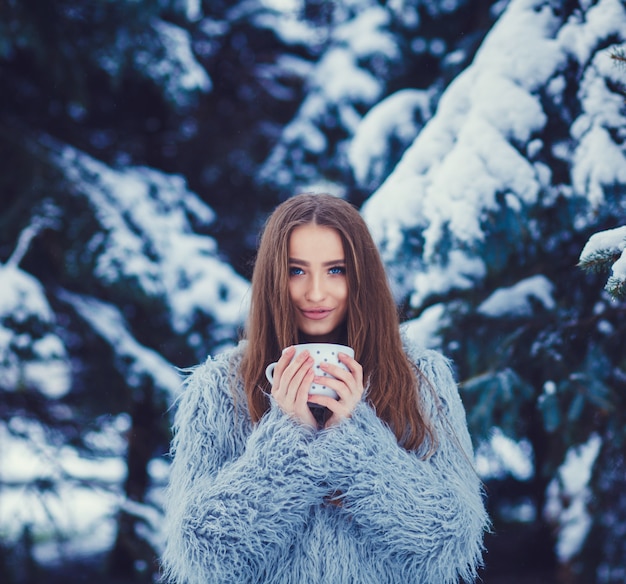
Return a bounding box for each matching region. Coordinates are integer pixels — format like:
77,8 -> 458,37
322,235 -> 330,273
270,347 -> 317,428
306,352 -> 364,428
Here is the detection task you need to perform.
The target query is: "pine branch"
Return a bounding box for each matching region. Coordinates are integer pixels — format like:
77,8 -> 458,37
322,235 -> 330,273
606,275 -> 626,301
4,201 -> 60,269
577,250 -> 622,274
610,48 -> 626,102
579,227 -> 626,302
610,47 -> 626,67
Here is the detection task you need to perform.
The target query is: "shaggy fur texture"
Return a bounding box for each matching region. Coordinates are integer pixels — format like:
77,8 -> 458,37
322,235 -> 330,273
161,340 -> 489,583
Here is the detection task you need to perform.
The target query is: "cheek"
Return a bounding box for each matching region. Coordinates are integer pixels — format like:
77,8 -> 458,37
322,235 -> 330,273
337,280 -> 348,300
334,283 -> 349,310
288,280 -> 300,302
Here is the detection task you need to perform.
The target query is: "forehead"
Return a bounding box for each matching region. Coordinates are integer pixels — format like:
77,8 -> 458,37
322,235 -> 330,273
288,224 -> 344,259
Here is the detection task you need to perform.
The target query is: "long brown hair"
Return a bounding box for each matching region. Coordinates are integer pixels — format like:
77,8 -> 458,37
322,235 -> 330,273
239,193 -> 435,452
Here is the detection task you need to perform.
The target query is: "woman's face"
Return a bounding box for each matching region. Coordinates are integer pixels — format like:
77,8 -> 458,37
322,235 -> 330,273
287,223 -> 348,343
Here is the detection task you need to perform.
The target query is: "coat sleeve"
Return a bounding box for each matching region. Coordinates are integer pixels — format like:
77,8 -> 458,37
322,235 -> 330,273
160,353 -> 327,584
311,349 -> 489,584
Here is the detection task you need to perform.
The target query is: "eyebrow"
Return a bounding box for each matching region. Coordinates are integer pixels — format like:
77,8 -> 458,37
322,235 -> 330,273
288,258 -> 345,266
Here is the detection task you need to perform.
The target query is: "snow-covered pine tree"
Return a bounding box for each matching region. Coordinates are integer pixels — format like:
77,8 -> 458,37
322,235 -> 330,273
579,50 -> 626,302
259,0 -> 502,204
0,1 -> 247,580
360,0 -> 626,581
574,47 -> 626,584
3,0 -> 625,581
579,225 -> 626,300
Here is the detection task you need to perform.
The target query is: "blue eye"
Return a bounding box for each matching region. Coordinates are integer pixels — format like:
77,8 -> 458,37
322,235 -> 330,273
329,266 -> 346,275
289,266 -> 304,276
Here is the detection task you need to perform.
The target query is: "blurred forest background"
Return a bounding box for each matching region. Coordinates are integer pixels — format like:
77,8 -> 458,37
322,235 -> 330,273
1,0 -> 626,583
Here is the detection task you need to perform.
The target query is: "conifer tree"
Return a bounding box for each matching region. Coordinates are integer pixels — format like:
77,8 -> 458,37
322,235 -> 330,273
0,2 -> 246,581
361,0 -> 626,580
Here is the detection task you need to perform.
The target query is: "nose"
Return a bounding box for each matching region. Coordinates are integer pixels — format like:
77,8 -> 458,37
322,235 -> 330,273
305,272 -> 326,302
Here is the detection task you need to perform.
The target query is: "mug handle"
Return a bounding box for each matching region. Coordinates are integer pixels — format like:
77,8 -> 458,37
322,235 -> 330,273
265,362 -> 277,385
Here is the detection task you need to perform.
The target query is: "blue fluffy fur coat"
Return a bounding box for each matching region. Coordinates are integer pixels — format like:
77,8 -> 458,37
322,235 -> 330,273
161,338 -> 489,583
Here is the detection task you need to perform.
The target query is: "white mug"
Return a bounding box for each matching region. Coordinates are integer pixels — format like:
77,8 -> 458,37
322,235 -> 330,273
265,343 -> 355,400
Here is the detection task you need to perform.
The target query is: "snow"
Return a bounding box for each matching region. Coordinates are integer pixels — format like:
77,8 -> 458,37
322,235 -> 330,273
307,4 -> 396,105
579,226 -> 626,264
260,0 -> 301,11
5,211 -> 60,269
1,412 -> 168,563
2,0 -> 625,572
572,123 -> 626,209
0,265 -> 53,322
260,3 -> 401,189
0,417 -> 126,559
57,290 -> 182,400
55,145 -> 249,337
362,0 -> 626,309
0,134 -> 252,563
83,413 -> 131,455
314,47 -> 381,105
142,18 -> 212,103
0,265 -> 71,398
564,4 -> 626,213
579,226 -> 626,294
254,10 -> 319,46
401,303 -> 449,351
5,483 -> 121,564
362,0 -> 563,297
611,250 -> 626,281
558,0 -> 626,65
349,89 -> 432,188
255,53 -> 315,101
544,433 -> 602,562
411,250 -> 486,308
472,0 -> 564,90
478,274 -> 556,318
180,0 -> 202,22
475,428 -> 534,481
334,6 -> 397,61
3,416 -> 127,484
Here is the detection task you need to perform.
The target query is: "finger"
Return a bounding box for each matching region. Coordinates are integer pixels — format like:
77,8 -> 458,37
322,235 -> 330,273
286,367 -> 316,428
273,366 -> 314,427
312,375 -> 349,400
274,348 -> 307,392
322,357 -> 364,392
317,365 -> 358,399
271,346 -> 296,386
294,368 -> 315,406
290,357 -> 314,393
307,395 -> 350,427
337,352 -> 364,385
318,363 -> 351,385
306,394 -> 338,410
282,354 -> 314,401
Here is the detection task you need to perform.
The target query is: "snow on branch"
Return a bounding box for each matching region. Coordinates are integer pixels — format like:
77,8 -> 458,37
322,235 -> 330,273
5,207 -> 59,269
0,265 -> 71,398
52,143 -> 249,337
148,18 -> 212,101
362,0 -> 626,310
57,289 -> 182,401
578,225 -> 626,300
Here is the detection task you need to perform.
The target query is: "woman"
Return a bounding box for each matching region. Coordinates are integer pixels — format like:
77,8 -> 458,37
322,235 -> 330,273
161,193 -> 489,583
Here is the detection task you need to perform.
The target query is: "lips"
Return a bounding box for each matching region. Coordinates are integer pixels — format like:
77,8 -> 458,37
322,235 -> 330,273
300,308 -> 333,320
